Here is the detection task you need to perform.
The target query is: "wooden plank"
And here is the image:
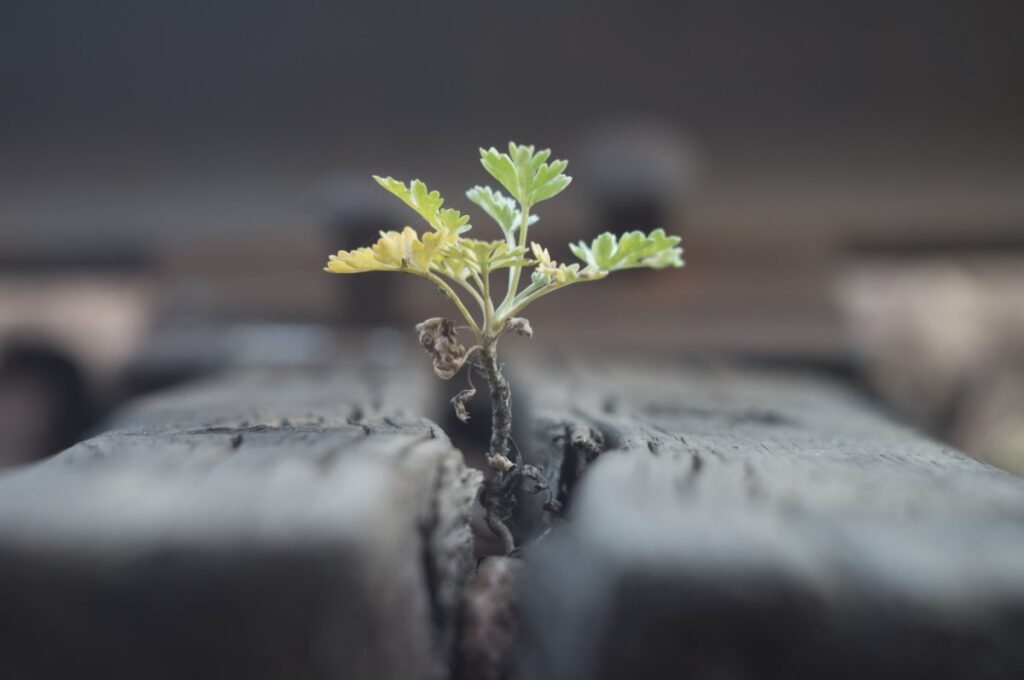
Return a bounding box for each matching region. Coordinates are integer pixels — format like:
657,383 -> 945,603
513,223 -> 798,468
517,359 -> 1024,680
0,367 -> 480,680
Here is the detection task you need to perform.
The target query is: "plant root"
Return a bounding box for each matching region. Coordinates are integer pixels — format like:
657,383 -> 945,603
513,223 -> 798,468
477,344 -> 559,554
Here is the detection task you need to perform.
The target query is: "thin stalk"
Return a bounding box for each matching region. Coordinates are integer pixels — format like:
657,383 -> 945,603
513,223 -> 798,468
504,284 -> 560,320
496,279 -> 543,319
482,268 -> 495,333
501,275 -> 605,322
425,273 -> 480,336
470,270 -> 486,296
499,202 -> 532,311
451,275 -> 487,316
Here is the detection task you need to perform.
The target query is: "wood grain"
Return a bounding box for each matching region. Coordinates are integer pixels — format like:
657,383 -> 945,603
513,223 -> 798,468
0,367 -> 480,680
518,358 -> 1024,680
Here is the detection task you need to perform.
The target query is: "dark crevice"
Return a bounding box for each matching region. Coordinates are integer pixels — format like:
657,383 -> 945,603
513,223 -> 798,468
347,419 -> 373,435
676,451 -> 704,493
180,424 -> 330,436
552,422 -> 607,515
453,556 -> 523,680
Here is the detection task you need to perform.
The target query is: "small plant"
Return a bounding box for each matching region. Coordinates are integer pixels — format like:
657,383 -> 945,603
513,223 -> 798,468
326,143 -> 684,553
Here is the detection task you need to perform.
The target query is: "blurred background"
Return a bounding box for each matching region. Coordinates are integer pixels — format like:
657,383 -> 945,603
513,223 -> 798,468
1,1 -> 1022,470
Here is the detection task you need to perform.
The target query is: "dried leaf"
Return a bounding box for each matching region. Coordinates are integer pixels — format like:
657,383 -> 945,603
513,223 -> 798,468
451,386 -> 476,423
505,317 -> 533,338
415,317 -> 468,380
486,453 -> 516,472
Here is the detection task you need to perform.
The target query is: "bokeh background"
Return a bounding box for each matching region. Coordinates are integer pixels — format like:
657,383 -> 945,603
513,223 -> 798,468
2,1 -> 1023,470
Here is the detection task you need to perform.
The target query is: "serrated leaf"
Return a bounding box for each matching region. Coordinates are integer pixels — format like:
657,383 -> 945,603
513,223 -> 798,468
437,208 -> 471,235
325,226 -> 450,275
478,143 -> 572,208
373,175 -> 472,236
411,230 -> 447,271
479,148 -> 519,200
443,238 -> 529,276
570,229 -> 684,273
531,173 -> 572,203
466,185 -> 538,242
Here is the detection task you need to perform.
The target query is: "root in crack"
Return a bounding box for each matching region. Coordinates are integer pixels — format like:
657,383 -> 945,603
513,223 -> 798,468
477,345 -> 559,554
420,318 -> 559,555
553,422 -> 606,514
455,556 -> 523,680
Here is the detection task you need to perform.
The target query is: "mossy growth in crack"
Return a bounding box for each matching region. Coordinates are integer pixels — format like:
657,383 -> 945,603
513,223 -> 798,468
325,142 -> 685,553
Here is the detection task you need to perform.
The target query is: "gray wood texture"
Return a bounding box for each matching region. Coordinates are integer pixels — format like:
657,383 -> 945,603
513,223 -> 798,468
6,356 -> 1024,680
0,367 -> 481,680
517,358 -> 1024,680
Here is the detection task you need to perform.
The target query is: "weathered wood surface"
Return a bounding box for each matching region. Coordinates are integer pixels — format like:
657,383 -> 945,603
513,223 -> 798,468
0,366 -> 480,680
517,358 -> 1024,680
6,356 -> 1024,680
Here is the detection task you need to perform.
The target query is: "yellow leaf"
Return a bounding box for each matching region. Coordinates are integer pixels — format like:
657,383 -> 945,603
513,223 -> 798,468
529,241 -> 595,285
324,226 -> 452,275
373,230 -> 405,267
412,230 -> 447,271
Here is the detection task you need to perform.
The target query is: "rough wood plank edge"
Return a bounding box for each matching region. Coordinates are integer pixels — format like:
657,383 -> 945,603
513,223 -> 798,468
0,367 -> 481,680
516,359 -> 1024,680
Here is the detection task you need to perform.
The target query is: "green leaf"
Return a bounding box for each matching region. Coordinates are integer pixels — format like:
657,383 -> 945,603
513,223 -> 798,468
443,239 -> 529,276
570,229 -> 684,273
373,175 -> 472,236
437,208 -> 471,235
479,148 -> 519,200
478,142 -> 572,208
530,159 -> 571,203
466,185 -> 538,242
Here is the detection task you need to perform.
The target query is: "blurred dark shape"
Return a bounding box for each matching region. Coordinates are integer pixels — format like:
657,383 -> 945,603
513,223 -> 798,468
123,322 -> 337,396
837,240 -> 1024,471
0,342 -> 94,466
0,250 -> 154,465
322,175 -> 412,326
602,198 -> 664,243
954,359 -> 1024,476
330,214 -> 403,326
577,121 -> 698,253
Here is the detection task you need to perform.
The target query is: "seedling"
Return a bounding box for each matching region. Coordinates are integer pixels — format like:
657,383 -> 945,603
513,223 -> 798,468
326,143 -> 684,552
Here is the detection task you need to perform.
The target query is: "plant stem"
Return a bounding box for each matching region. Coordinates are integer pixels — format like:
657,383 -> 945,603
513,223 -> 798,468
481,342 -> 512,462
496,279 -> 543,319
479,340 -> 517,554
425,273 -> 481,336
451,276 -> 487,316
499,203 -> 532,311
504,283 -> 560,320
482,270 -> 495,333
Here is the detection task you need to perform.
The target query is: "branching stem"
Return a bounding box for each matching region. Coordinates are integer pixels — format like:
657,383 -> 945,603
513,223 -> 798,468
499,202 -> 532,311
451,276 -> 487,315
425,273 -> 480,336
